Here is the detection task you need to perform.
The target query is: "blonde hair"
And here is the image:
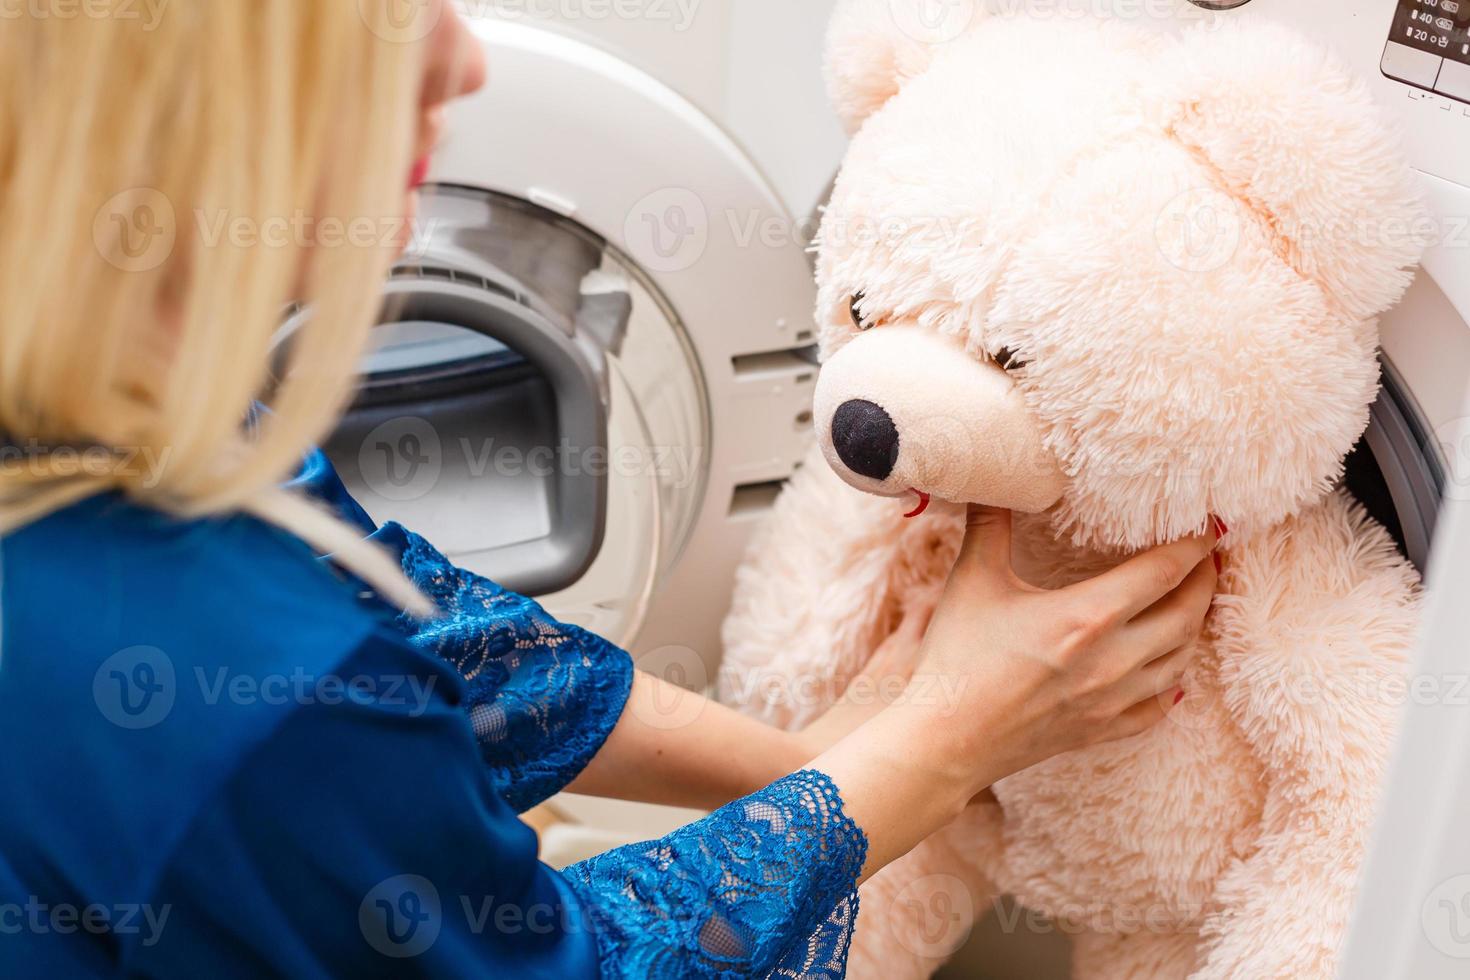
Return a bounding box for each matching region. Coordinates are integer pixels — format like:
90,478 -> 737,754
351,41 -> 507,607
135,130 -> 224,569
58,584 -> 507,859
0,1 -> 435,615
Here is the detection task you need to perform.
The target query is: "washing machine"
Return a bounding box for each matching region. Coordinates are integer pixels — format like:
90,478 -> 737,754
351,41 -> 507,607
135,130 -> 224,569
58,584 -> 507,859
323,8 -> 840,672
327,1 -> 1466,650
312,5 -> 845,859
320,0 -> 1470,971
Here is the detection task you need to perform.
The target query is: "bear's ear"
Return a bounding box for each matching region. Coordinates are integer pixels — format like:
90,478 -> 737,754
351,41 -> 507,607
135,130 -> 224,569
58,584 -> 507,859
1166,21 -> 1426,322
825,0 -> 988,134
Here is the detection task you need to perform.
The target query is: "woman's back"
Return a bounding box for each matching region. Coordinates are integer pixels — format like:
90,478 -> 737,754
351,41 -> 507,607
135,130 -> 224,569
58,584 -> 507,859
0,495 -> 600,976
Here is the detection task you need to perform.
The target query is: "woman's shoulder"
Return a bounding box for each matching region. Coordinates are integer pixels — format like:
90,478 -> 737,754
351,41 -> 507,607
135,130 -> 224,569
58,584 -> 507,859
2,490 -> 386,661
0,488 -> 433,745
0,494 -> 489,973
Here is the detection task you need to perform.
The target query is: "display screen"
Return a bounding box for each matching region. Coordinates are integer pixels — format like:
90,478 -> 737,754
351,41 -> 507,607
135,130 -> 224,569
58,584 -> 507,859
1391,0 -> 1470,67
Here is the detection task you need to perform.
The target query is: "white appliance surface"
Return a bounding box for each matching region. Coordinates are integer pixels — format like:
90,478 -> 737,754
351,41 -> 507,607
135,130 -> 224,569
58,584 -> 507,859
428,6 -> 1470,976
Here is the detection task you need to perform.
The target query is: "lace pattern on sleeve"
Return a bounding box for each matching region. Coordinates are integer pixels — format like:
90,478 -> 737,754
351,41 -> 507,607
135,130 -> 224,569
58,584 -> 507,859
372,522 -> 635,813
563,769 -> 868,979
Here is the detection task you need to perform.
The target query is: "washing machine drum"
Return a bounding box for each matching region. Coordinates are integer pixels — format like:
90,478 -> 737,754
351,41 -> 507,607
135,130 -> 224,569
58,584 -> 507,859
316,185 -> 708,641
1344,357 -> 1444,575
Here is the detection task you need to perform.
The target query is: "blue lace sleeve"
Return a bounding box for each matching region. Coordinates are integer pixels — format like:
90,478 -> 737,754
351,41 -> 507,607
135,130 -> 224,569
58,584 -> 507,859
287,450 -> 868,977
367,521 -> 635,814
562,769 -> 868,979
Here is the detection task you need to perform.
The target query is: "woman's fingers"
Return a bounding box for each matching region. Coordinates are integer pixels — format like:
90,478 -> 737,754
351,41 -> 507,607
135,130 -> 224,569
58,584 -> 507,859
1088,554 -> 1214,727
1113,642 -> 1197,709
863,607 -> 934,684
1066,528 -> 1218,622
1114,555 -> 1217,667
1076,555 -> 1212,713
1101,692 -> 1175,743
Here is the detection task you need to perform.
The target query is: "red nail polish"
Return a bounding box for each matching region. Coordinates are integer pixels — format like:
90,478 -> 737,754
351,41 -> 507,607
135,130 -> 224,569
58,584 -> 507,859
1211,515 -> 1229,539
1173,689 -> 1186,706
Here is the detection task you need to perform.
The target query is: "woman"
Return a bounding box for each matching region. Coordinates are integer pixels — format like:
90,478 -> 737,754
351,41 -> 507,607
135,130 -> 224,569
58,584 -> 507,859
0,4 -> 1219,977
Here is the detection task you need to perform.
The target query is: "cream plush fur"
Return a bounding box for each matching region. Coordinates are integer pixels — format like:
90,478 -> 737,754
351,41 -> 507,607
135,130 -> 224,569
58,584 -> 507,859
720,6 -> 1426,979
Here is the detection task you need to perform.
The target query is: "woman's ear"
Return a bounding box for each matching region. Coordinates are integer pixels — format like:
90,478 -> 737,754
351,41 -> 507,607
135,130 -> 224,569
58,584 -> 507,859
825,0 -> 988,134
1165,20 -> 1427,322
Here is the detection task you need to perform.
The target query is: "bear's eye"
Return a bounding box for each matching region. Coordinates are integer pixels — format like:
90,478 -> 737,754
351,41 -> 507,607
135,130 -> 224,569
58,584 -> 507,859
849,292 -> 874,331
994,347 -> 1027,371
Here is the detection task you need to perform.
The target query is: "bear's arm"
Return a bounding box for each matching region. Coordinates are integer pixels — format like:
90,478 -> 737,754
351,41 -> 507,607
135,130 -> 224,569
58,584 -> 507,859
1191,489 -> 1421,980
718,443 -> 951,730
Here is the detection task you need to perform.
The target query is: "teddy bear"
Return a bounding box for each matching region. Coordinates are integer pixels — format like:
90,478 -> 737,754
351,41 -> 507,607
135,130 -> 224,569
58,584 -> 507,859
718,5 -> 1427,979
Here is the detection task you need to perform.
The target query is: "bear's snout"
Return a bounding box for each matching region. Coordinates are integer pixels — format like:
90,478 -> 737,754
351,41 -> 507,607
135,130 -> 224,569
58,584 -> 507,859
814,324 -> 1068,512
830,399 -> 900,481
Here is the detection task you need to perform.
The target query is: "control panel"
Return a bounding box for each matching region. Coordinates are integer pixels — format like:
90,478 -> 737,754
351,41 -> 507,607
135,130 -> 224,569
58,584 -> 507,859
1382,0 -> 1470,102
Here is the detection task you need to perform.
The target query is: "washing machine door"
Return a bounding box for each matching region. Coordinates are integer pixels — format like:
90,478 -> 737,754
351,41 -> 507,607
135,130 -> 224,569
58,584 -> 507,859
312,185 -> 709,644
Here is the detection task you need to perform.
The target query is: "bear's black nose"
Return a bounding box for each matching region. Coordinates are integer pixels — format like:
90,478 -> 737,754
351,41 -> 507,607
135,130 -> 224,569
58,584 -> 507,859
831,399 -> 899,481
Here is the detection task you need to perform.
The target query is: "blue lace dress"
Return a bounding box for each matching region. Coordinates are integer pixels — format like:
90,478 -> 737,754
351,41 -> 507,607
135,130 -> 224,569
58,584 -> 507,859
0,450 -> 867,979
322,452 -> 872,978
375,521 -> 868,978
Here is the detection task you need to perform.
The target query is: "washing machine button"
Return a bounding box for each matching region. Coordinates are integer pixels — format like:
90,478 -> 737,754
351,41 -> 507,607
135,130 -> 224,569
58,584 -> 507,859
1434,58 -> 1470,102
1382,40 -> 1444,88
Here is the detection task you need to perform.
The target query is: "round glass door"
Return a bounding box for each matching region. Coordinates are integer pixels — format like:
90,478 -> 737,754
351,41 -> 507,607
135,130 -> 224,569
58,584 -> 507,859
325,186 -> 709,646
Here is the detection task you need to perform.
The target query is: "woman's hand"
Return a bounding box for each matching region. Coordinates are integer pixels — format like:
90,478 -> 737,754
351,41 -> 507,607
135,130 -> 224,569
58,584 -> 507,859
914,504 -> 1218,782
569,503 -> 1217,885
811,505 -> 1220,879
794,604 -> 933,760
